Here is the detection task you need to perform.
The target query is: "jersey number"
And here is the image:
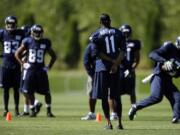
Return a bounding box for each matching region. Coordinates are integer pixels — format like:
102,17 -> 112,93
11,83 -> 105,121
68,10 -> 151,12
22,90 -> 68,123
29,49 -> 44,63
4,41 -> 19,54
126,47 -> 131,61
105,36 -> 115,54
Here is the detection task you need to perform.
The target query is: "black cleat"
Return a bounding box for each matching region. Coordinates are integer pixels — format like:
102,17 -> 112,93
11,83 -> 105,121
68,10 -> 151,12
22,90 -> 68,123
35,102 -> 43,114
3,111 -> 8,117
20,112 -> 30,116
47,112 -> 55,117
172,117 -> 180,124
14,110 -> 20,117
128,105 -> 137,120
117,124 -> 124,130
104,124 -> 113,130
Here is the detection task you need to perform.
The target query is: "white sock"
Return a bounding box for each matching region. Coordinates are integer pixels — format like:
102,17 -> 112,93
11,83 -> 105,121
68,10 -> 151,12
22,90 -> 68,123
34,99 -> 39,106
111,112 -> 117,116
30,105 -> 35,109
24,104 -> 29,113
46,104 -> 51,108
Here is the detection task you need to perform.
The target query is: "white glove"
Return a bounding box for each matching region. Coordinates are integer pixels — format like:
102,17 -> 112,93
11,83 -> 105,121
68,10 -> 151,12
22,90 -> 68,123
43,66 -> 49,72
163,61 -> 173,71
23,63 -> 30,69
124,69 -> 130,78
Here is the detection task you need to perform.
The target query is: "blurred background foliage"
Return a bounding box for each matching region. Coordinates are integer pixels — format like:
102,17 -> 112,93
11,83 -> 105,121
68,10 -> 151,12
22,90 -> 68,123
0,0 -> 180,69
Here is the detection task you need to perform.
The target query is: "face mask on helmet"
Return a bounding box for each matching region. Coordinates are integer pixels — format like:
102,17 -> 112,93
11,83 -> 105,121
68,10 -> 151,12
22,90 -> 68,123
175,36 -> 180,49
31,25 -> 43,40
5,16 -> 17,31
119,25 -> 132,38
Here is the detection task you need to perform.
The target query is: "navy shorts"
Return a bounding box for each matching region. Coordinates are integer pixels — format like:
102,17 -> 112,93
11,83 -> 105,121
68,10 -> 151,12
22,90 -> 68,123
22,68 -> 50,95
119,69 -> 136,95
0,66 -> 21,89
92,71 -> 119,99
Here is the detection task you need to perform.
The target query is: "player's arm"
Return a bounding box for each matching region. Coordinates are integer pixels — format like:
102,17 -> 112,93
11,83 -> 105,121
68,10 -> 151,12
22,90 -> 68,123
83,46 -> 94,78
132,50 -> 140,69
99,52 -> 115,63
15,44 -> 26,66
46,47 -> 57,70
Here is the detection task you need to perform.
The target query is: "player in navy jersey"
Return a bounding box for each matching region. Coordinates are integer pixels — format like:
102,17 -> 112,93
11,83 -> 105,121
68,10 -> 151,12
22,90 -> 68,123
15,24 -> 56,117
0,16 -> 25,116
20,25 -> 43,116
90,13 -> 125,129
81,42 -> 97,120
110,24 -> 141,120
128,38 -> 180,123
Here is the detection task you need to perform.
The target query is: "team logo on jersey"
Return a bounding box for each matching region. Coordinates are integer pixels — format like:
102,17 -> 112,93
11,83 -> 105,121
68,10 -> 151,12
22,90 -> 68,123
127,43 -> 134,47
15,35 -> 21,40
40,44 -> 46,49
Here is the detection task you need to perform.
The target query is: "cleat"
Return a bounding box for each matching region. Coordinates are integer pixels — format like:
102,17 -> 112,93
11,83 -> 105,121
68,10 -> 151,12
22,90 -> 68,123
3,111 -> 8,117
110,114 -> 118,121
47,112 -> 55,117
81,112 -> 96,120
117,124 -> 124,130
20,112 -> 30,116
14,111 -> 20,117
128,105 -> 137,120
35,102 -> 43,114
104,124 -> 113,130
172,117 -> 180,124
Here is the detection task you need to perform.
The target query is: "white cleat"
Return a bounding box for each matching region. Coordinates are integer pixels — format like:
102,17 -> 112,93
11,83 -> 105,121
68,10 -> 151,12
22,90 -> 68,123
81,112 -> 96,120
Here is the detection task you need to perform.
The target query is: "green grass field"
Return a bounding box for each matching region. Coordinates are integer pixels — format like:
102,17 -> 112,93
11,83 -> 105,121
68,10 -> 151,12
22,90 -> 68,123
0,70 -> 180,135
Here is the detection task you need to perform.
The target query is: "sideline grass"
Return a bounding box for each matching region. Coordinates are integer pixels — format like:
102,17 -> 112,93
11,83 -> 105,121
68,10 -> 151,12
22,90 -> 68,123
0,70 -> 180,135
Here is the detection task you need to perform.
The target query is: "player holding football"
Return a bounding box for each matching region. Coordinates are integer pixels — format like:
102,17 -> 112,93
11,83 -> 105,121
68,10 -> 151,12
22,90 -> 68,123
0,16 -> 25,116
81,42 -> 97,120
15,24 -> 56,117
128,38 -> 180,123
90,13 -> 125,129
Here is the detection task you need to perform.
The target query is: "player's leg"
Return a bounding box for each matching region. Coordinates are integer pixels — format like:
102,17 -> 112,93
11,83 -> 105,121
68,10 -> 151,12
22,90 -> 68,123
3,87 -> 10,116
81,76 -> 96,120
39,70 -> 54,117
13,87 -> 20,116
164,81 -> 180,123
129,75 -> 163,120
129,72 -> 136,105
110,72 -> 123,129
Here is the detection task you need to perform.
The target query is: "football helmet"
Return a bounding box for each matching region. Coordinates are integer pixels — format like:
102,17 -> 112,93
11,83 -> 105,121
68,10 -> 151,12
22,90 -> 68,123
100,13 -> 111,27
21,25 -> 31,36
5,16 -> 17,31
119,24 -> 132,38
31,24 -> 43,40
175,36 -> 180,49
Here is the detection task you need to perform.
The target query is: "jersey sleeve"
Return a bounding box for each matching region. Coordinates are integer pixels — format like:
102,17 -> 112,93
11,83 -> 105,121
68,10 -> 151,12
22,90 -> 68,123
134,40 -> 141,50
0,29 -> 4,41
22,38 -> 30,49
149,43 -> 172,63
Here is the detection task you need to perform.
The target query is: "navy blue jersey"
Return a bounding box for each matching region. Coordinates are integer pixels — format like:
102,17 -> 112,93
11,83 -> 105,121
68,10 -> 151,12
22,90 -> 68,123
0,29 -> 25,68
149,42 -> 180,75
83,43 -> 96,77
90,27 -> 125,72
120,39 -> 141,70
22,37 -> 51,69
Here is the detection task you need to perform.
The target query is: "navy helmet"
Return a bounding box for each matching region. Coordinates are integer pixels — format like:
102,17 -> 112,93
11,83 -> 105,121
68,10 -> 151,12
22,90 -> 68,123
31,24 -> 43,40
5,16 -> 17,31
119,24 -> 132,38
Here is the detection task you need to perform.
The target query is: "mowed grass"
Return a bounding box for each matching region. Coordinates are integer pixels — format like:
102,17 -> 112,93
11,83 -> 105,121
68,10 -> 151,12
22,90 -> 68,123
0,70 -> 180,135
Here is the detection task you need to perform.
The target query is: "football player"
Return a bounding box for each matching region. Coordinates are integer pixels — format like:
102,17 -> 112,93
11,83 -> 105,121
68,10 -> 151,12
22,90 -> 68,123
15,24 -> 56,117
90,13 -> 125,129
110,24 -> 141,120
128,38 -> 180,123
0,16 -> 25,116
20,25 -> 43,116
81,42 -> 97,120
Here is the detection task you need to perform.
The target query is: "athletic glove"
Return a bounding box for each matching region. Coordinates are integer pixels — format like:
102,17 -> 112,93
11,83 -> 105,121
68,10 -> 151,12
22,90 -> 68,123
163,61 -> 173,71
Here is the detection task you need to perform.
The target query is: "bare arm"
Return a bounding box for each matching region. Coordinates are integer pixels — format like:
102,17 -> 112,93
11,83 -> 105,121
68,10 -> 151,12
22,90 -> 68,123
15,44 -> 26,66
99,52 -> 115,63
46,47 -> 57,70
132,50 -> 140,69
